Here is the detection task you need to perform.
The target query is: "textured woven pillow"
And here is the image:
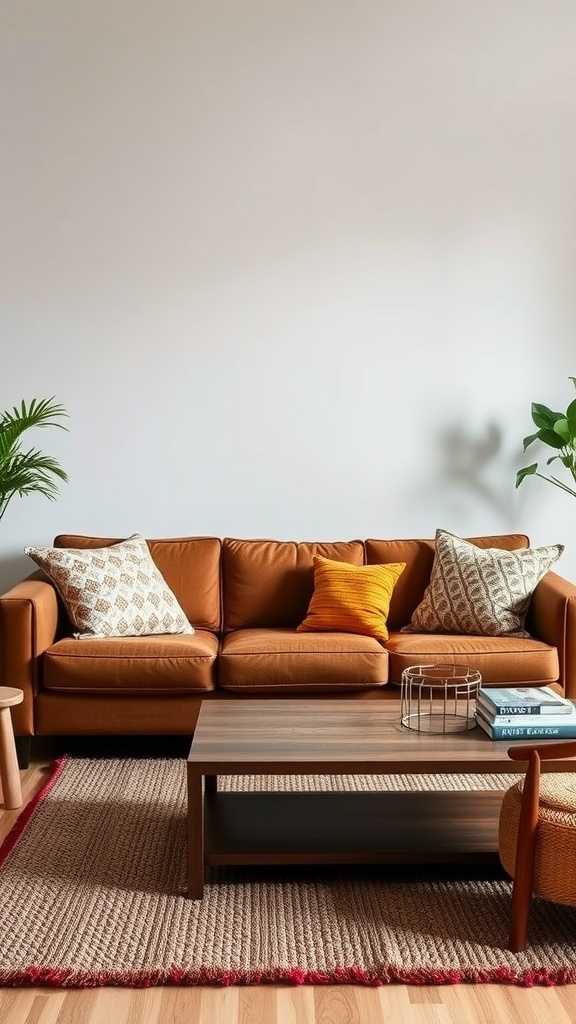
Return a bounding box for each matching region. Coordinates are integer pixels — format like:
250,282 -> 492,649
297,556 -> 406,642
404,529 -> 563,638
25,533 -> 194,639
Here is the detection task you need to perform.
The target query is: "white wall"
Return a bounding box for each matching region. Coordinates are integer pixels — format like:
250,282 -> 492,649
2,0 -> 576,592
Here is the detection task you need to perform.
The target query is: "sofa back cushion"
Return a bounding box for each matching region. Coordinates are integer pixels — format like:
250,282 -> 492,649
364,534 -> 530,632
53,535 -> 222,632
222,538 -> 364,630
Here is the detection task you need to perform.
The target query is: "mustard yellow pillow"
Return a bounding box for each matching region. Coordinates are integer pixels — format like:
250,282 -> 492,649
297,556 -> 406,642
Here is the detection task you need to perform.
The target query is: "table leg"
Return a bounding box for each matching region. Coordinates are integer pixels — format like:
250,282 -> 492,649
0,706 -> 22,809
187,767 -> 205,899
205,774 -> 217,793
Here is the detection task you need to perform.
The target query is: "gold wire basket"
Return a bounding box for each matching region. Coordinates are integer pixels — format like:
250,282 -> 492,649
400,663 -> 481,733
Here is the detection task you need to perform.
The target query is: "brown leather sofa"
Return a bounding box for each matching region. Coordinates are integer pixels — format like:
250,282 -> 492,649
1,533 -> 575,758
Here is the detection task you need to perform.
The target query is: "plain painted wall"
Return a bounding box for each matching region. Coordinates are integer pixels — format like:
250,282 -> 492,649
2,0 -> 576,593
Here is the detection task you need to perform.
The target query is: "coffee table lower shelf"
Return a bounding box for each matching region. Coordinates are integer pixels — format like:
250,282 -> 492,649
189,789 -> 505,897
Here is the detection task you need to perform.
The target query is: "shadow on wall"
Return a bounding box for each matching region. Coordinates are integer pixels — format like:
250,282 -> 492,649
431,421 -> 526,528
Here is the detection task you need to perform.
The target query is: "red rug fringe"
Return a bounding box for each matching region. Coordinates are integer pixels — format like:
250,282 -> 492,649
1,962 -> 576,989
1,757 -> 575,989
0,756 -> 66,868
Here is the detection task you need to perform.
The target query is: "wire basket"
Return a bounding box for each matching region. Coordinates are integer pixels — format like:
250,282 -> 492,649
400,663 -> 481,733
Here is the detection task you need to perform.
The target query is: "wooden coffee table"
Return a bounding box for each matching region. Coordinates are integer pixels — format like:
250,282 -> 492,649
186,698 -> 567,899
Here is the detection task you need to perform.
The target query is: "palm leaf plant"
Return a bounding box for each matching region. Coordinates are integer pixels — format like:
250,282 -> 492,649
0,398 -> 69,522
516,377 -> 576,499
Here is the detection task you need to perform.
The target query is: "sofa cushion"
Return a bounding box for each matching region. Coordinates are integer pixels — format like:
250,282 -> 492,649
297,556 -> 405,642
54,534 -> 222,632
365,534 -> 531,632
26,534 -> 193,639
404,529 -> 563,638
42,630 -> 218,694
219,628 -> 388,692
222,539 -> 364,630
385,630 -> 560,688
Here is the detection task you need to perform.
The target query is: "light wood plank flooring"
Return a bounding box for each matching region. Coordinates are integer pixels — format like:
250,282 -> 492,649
2,759 -> 576,1024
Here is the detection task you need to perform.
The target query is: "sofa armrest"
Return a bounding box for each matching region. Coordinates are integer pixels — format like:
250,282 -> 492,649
0,572 -> 61,735
527,571 -> 576,699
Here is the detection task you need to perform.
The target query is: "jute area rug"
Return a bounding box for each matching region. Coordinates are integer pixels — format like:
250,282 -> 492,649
1,757 -> 576,988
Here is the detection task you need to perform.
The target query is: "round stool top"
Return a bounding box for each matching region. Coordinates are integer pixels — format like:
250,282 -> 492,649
538,773 -> 576,814
0,687 -> 24,708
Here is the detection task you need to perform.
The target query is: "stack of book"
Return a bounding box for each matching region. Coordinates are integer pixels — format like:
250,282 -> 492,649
475,685 -> 576,739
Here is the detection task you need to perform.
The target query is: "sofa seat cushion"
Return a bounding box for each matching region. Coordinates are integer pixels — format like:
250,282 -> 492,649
219,628 -> 388,692
385,631 -> 559,687
42,629 -> 218,694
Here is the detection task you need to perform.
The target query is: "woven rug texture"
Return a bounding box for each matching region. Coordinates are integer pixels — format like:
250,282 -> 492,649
1,757 -> 576,988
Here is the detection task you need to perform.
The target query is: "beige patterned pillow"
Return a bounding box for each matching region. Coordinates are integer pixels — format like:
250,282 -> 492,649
404,529 -> 563,638
25,533 -> 194,638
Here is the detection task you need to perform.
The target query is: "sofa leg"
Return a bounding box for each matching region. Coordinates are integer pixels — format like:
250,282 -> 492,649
15,736 -> 32,770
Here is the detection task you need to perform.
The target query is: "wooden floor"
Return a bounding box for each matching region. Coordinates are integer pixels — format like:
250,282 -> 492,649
2,760 -> 576,1024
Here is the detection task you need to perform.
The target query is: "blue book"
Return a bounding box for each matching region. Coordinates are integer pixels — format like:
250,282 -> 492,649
475,711 -> 576,740
477,686 -> 572,717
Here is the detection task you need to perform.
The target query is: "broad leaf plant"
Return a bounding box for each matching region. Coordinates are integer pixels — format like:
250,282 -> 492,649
0,397 -> 69,522
516,377 -> 576,499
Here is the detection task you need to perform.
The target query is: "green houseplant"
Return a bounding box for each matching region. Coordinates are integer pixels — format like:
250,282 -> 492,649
516,376 -> 576,498
0,397 -> 69,522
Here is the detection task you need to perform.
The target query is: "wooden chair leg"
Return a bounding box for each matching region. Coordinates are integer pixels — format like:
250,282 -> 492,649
508,750 -> 541,952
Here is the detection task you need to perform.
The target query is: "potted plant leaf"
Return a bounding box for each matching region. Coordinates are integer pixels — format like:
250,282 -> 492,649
516,377 -> 576,498
0,398 -> 69,522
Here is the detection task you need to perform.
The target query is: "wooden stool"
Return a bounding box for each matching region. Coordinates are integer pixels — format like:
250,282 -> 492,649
0,688 -> 24,809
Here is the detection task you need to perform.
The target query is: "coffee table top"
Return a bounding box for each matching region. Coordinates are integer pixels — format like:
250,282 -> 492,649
187,699 -> 564,775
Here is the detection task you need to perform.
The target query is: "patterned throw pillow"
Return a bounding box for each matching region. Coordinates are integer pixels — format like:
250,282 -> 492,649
404,529 -> 563,638
297,555 -> 406,642
24,533 -> 194,639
